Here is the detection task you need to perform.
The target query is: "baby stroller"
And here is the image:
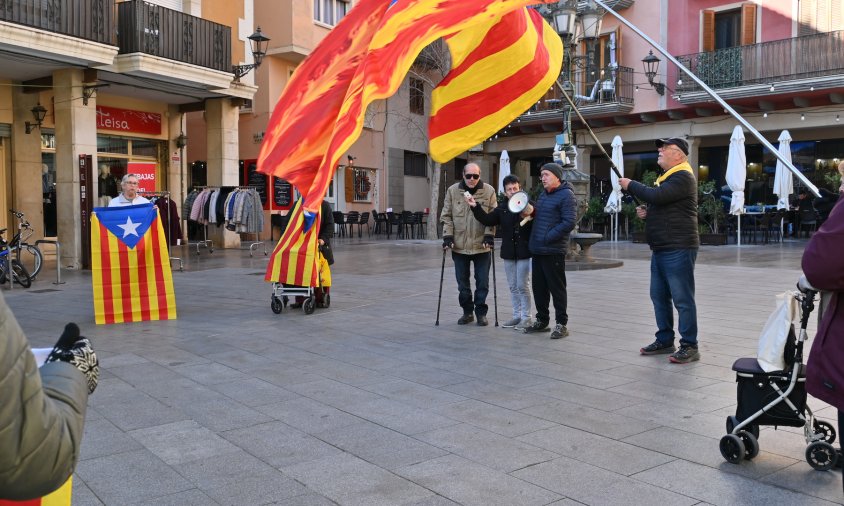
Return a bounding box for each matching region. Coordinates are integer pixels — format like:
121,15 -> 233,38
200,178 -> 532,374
270,245 -> 331,315
720,282 -> 838,470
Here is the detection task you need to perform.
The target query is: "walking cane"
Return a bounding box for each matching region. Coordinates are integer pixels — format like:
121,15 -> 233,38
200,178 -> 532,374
490,246 -> 499,327
435,247 -> 446,325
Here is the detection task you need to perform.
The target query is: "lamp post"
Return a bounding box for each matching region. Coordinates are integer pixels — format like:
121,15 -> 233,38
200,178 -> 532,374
232,27 -> 271,82
641,50 -> 666,95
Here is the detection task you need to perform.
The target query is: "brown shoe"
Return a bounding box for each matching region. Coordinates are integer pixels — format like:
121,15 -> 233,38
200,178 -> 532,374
458,313 -> 474,325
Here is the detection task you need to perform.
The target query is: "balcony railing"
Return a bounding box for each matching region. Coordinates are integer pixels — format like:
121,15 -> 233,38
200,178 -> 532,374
676,30 -> 844,93
528,65 -> 634,114
117,0 -> 231,73
0,0 -> 114,44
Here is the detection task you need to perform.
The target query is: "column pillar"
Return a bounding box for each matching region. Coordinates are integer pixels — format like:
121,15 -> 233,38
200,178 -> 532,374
687,136 -> 701,179
53,69 -> 97,269
10,88 -> 43,238
205,98 -> 240,248
575,146 -> 592,175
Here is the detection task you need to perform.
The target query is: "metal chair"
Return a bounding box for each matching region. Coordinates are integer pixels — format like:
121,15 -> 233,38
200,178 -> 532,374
356,212 -> 370,237
332,211 -> 347,237
797,208 -> 818,237
345,211 -> 360,238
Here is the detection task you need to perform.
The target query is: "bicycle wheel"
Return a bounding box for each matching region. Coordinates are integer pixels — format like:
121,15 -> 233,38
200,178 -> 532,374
17,244 -> 43,280
11,260 -> 31,288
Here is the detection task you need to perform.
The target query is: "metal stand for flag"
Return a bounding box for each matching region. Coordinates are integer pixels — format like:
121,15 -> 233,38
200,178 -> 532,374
140,191 -> 183,271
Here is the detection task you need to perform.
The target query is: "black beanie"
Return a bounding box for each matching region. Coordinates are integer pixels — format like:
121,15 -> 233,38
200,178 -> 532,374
541,162 -> 564,182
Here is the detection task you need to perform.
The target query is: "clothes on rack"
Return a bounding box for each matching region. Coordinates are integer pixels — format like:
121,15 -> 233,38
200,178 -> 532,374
183,187 -> 263,234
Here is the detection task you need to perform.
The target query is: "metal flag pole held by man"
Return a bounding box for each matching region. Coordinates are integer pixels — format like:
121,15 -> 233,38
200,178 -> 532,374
592,0 -> 821,198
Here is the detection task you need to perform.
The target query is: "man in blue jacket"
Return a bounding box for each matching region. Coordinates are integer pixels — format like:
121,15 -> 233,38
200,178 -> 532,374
523,162 -> 577,338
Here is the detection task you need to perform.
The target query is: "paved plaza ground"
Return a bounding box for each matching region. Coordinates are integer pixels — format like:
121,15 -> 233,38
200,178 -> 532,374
5,236 -> 844,505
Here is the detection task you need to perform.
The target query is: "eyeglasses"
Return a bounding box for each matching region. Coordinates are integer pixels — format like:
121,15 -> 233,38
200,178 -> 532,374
464,174 -> 480,180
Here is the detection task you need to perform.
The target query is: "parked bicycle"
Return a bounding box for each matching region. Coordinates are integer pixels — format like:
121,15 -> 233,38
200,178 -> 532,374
0,239 -> 31,289
7,209 -> 44,279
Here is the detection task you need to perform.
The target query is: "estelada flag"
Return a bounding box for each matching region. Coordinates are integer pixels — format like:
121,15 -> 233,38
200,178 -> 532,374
91,204 -> 177,324
264,199 -> 321,287
0,477 -> 72,506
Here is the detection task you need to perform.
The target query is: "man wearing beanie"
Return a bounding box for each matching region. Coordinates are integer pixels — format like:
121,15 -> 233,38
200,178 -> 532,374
523,162 -> 577,338
620,137 -> 701,363
441,163 -> 498,325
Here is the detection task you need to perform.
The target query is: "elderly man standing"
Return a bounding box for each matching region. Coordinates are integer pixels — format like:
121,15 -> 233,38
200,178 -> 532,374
441,163 -> 497,326
108,174 -> 151,207
620,137 -> 700,363
522,162 -> 577,339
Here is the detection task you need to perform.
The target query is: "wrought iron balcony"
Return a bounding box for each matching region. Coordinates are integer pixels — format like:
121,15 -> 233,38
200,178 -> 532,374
675,30 -> 844,99
523,64 -> 635,118
0,0 -> 114,44
116,0 -> 231,73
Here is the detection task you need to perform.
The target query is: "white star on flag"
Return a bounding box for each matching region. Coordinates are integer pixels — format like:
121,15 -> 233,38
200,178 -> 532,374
117,216 -> 141,238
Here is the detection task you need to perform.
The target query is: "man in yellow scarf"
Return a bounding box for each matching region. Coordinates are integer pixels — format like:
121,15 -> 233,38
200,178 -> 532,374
620,137 -> 701,363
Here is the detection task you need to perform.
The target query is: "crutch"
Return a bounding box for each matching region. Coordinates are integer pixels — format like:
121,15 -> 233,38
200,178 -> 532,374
490,246 -> 499,327
435,247 -> 446,325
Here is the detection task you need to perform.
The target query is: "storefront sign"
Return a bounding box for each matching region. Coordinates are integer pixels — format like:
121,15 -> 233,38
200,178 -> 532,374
128,162 -> 157,193
97,106 -> 162,135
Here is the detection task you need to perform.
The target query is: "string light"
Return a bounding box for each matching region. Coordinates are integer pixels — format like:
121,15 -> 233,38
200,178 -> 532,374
677,79 -> 683,86
801,113 -> 805,121
769,84 -> 775,92
810,86 -> 815,91
837,115 -> 841,122
763,112 -> 768,118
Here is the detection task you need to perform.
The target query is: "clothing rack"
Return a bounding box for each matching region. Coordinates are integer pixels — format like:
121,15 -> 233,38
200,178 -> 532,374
194,185 -> 266,256
139,190 -> 183,272
190,186 -> 217,255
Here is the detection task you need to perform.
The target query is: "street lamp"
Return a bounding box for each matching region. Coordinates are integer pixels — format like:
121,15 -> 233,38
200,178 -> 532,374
232,27 -> 271,82
641,50 -> 666,95
25,103 -> 47,135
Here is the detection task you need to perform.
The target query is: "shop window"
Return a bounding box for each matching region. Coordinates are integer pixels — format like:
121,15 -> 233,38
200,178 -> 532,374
131,138 -> 159,157
353,168 -> 373,202
314,0 -> 347,25
409,77 -> 425,115
97,136 -> 129,155
404,150 -> 427,177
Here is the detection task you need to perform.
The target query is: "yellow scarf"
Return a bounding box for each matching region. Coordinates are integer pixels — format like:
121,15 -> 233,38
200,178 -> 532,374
655,161 -> 694,186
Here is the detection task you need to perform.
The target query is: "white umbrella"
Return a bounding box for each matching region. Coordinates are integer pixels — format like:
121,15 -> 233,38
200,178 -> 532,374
498,150 -> 510,194
773,130 -> 793,210
726,125 -> 746,246
604,135 -> 624,241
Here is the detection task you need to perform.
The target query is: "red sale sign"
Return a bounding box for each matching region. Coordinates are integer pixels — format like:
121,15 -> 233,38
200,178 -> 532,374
128,162 -> 157,194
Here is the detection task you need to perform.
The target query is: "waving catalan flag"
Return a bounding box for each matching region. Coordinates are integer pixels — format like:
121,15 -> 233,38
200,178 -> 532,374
91,204 -> 176,325
429,8 -> 562,162
257,0 -> 554,214
264,199 -> 322,286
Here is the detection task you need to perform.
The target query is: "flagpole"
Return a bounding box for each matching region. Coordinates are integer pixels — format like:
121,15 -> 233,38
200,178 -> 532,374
593,0 -> 821,198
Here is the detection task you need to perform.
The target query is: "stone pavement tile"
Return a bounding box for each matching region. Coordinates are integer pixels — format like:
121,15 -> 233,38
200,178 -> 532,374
633,460 -> 838,505
345,398 -> 461,435
314,421 -> 448,470
441,379 -> 555,411
209,377 -> 299,407
512,455 -> 697,506
601,363 -> 725,390
135,376 -> 228,407
525,362 -> 635,389
140,346 -> 211,368
404,496 -> 461,506
79,417 -> 144,461
98,352 -> 149,368
75,449 -> 194,504
283,452 -> 435,506
516,424 -> 676,476
171,361 -> 249,385
252,364 -> 325,387
70,476 -> 104,506
378,362 -> 474,388
524,379 -> 646,411
302,360 -> 394,387
760,461 -> 844,504
107,361 -> 184,386
175,450 -> 308,505
221,420 -> 341,468
395,454 -> 562,506
285,378 -> 389,409
360,378 -> 467,409
521,399 -> 660,439
132,488 -> 220,506
203,348 -> 279,371
622,426 -> 799,479
416,423 -> 557,472
608,381 -> 736,413
613,401 -> 729,439
178,397 -> 272,432
129,420 -> 240,465
268,493 -> 340,505
91,385 -> 189,432
442,362 -> 549,389
255,396 -> 364,434
432,399 -> 558,437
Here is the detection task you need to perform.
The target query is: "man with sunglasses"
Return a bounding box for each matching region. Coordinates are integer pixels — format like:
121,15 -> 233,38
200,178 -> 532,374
441,163 -> 498,326
620,137 -> 700,363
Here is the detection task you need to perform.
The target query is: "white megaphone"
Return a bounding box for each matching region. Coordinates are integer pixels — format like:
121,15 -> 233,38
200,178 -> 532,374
507,191 -> 532,226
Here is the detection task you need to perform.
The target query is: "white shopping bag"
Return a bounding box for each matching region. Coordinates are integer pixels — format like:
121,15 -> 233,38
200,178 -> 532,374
757,291 -> 799,372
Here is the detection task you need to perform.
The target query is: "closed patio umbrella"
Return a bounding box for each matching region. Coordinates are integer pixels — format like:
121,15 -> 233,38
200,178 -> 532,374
604,135 -> 624,241
726,126 -> 746,246
773,130 -> 794,238
498,150 -> 510,194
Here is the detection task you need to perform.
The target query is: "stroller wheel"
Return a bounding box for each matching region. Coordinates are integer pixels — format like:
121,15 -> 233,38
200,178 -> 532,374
806,441 -> 838,471
813,420 -> 837,444
271,296 -> 283,314
737,431 -> 759,460
726,416 -> 760,440
303,297 -> 316,315
720,434 -> 746,464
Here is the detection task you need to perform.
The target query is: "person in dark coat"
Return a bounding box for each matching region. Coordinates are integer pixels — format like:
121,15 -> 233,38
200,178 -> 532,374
465,174 -> 533,329
291,199 -> 334,308
620,137 -> 701,364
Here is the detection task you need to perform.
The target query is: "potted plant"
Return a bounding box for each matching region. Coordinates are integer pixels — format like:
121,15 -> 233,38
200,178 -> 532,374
625,171 -> 657,243
580,196 -> 607,235
698,180 -> 728,245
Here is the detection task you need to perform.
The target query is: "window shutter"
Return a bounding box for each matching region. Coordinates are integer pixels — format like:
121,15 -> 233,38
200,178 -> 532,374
344,167 -> 354,202
741,3 -> 756,46
832,0 -> 844,30
703,10 -> 715,51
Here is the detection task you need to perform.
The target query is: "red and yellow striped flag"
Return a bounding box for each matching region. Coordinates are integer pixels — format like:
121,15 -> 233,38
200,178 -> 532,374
429,8 -> 563,163
0,477 -> 71,506
91,204 -> 177,325
257,0 -> 554,214
264,199 -> 322,286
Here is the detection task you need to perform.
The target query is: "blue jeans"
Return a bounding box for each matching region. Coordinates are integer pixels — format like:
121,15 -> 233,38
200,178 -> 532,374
650,249 -> 698,347
503,258 -> 531,320
452,251 -> 491,316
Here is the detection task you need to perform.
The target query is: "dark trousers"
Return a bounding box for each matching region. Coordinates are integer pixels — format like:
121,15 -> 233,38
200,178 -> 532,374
452,251 -> 490,316
531,254 -> 567,325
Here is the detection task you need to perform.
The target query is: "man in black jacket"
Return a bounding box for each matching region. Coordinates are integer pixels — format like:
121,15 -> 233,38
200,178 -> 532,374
620,137 -> 701,363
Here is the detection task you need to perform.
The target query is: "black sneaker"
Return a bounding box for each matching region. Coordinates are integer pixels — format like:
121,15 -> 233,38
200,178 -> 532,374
458,314 -> 475,325
550,324 -> 568,339
640,340 -> 675,355
523,320 -> 549,333
669,345 -> 700,364
476,315 -> 489,326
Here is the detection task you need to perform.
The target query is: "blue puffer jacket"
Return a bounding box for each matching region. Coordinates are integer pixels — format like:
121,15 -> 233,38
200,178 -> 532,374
529,181 -> 577,255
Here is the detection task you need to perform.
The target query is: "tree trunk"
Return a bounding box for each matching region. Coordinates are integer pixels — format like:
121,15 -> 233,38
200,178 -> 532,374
428,161 -> 442,239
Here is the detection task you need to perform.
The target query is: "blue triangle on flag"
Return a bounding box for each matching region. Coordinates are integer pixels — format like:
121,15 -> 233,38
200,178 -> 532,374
94,203 -> 157,249
302,210 -> 316,233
